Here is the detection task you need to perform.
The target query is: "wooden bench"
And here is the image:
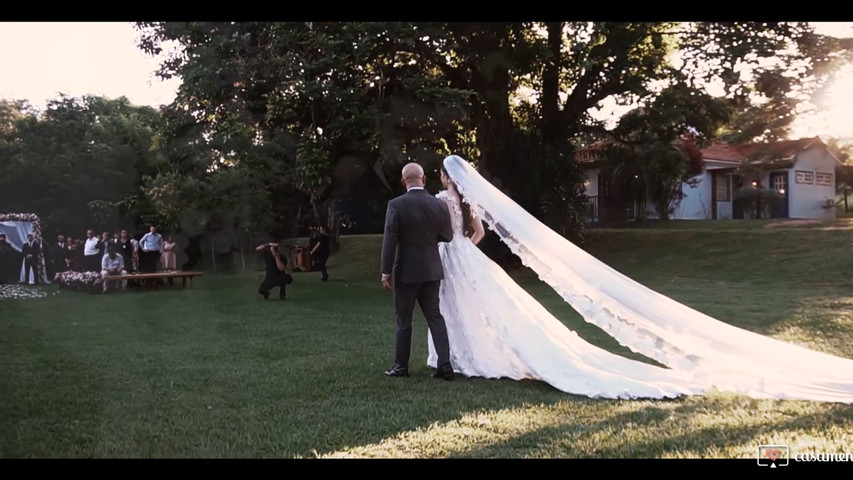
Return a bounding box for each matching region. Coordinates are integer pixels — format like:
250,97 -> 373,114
107,271 -> 204,289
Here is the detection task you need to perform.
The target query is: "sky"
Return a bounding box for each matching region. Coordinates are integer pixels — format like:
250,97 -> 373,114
0,22 -> 179,110
2,22 -> 853,141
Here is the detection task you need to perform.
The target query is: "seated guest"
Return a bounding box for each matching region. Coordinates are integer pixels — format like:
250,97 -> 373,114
100,245 -> 128,293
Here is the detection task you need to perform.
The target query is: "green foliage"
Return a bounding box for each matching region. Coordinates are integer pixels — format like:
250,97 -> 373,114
732,185 -> 785,219
135,22 -> 476,238
676,22 -> 851,143
537,146 -> 589,242
132,21 -> 853,239
0,95 -> 164,236
599,83 -> 730,220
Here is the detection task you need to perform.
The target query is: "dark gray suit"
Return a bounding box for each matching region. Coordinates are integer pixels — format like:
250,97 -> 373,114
381,187 -> 454,371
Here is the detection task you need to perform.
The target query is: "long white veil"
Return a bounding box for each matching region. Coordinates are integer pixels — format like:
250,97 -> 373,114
443,154 -> 853,403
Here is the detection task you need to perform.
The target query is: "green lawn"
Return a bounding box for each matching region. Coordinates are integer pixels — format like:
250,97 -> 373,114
2,219 -> 852,458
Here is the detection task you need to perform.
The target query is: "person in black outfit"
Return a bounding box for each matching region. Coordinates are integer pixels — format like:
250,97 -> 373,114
21,234 -> 41,284
256,242 -> 292,300
310,226 -> 331,282
116,230 -> 136,273
0,233 -> 15,284
49,234 -> 67,277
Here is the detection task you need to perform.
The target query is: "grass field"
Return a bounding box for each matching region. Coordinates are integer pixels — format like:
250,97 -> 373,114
2,218 -> 852,458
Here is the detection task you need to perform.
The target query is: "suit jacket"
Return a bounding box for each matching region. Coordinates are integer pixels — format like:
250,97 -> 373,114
380,188 -> 454,284
22,240 -> 40,261
54,242 -> 67,262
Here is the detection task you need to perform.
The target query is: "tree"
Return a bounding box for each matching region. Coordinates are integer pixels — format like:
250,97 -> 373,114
0,95 -> 164,237
600,83 -> 730,220
136,22 -> 473,242
134,22 -> 853,243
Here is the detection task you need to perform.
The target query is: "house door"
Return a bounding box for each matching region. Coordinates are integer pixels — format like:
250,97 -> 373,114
731,174 -> 744,219
768,171 -> 790,218
598,171 -> 623,225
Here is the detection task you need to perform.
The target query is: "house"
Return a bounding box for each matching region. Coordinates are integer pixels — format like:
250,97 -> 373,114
579,136 -> 843,222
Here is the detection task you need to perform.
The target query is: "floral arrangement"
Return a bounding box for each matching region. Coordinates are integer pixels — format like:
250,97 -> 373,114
0,284 -> 50,300
54,271 -> 103,293
0,213 -> 40,223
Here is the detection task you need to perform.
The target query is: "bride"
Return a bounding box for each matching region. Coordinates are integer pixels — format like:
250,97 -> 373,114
428,154 -> 853,403
426,161 -> 706,400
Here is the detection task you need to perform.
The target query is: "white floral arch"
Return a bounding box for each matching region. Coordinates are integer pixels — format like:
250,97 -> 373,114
0,213 -> 49,284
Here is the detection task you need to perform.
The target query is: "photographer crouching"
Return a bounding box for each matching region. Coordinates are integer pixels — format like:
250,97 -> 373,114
256,241 -> 293,300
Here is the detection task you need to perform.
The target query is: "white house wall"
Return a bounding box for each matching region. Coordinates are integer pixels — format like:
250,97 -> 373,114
584,168 -> 600,196
672,173 -> 712,219
788,146 -> 837,219
717,182 -> 734,219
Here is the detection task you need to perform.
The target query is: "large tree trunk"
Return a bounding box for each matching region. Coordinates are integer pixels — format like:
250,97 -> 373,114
468,26 -> 528,213
328,204 -> 341,252
540,22 -> 563,147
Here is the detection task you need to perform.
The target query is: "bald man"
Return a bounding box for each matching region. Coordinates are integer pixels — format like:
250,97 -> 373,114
380,162 -> 456,380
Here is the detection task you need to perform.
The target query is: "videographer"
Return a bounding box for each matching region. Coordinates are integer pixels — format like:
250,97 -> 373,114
255,241 -> 293,300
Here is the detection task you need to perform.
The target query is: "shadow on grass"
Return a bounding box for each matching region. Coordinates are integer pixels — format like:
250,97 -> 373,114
3,228 -> 853,458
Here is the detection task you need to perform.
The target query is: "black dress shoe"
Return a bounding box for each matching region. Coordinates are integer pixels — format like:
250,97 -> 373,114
432,364 -> 455,381
384,366 -> 409,378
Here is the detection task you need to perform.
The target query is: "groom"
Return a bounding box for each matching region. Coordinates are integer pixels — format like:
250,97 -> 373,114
380,162 -> 456,380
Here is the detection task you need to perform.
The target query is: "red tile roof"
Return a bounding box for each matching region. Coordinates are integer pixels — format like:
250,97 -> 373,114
701,140 -> 744,164
737,136 -> 821,159
575,141 -> 607,164
575,136 -> 838,166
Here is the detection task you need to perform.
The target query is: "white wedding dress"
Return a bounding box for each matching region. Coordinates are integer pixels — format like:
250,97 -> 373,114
428,155 -> 853,403
426,189 -> 706,400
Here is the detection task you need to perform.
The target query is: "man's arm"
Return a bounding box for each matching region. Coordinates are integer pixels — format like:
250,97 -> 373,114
256,243 -> 273,253
273,252 -> 287,272
437,200 -> 454,243
380,201 -> 399,289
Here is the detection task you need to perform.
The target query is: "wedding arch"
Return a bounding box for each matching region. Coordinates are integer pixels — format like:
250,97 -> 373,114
0,213 -> 50,284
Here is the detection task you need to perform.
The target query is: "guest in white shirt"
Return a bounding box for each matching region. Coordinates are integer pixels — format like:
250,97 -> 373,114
83,229 -> 101,272
101,245 -> 127,293
139,225 -> 164,273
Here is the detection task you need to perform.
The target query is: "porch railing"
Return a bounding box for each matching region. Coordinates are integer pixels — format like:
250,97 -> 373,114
586,195 -> 599,222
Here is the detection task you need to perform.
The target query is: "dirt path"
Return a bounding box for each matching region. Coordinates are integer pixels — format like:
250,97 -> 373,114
762,219 -> 823,228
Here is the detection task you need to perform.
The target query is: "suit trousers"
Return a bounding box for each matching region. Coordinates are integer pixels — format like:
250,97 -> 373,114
393,279 -> 451,370
24,257 -> 39,284
258,273 -> 290,299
